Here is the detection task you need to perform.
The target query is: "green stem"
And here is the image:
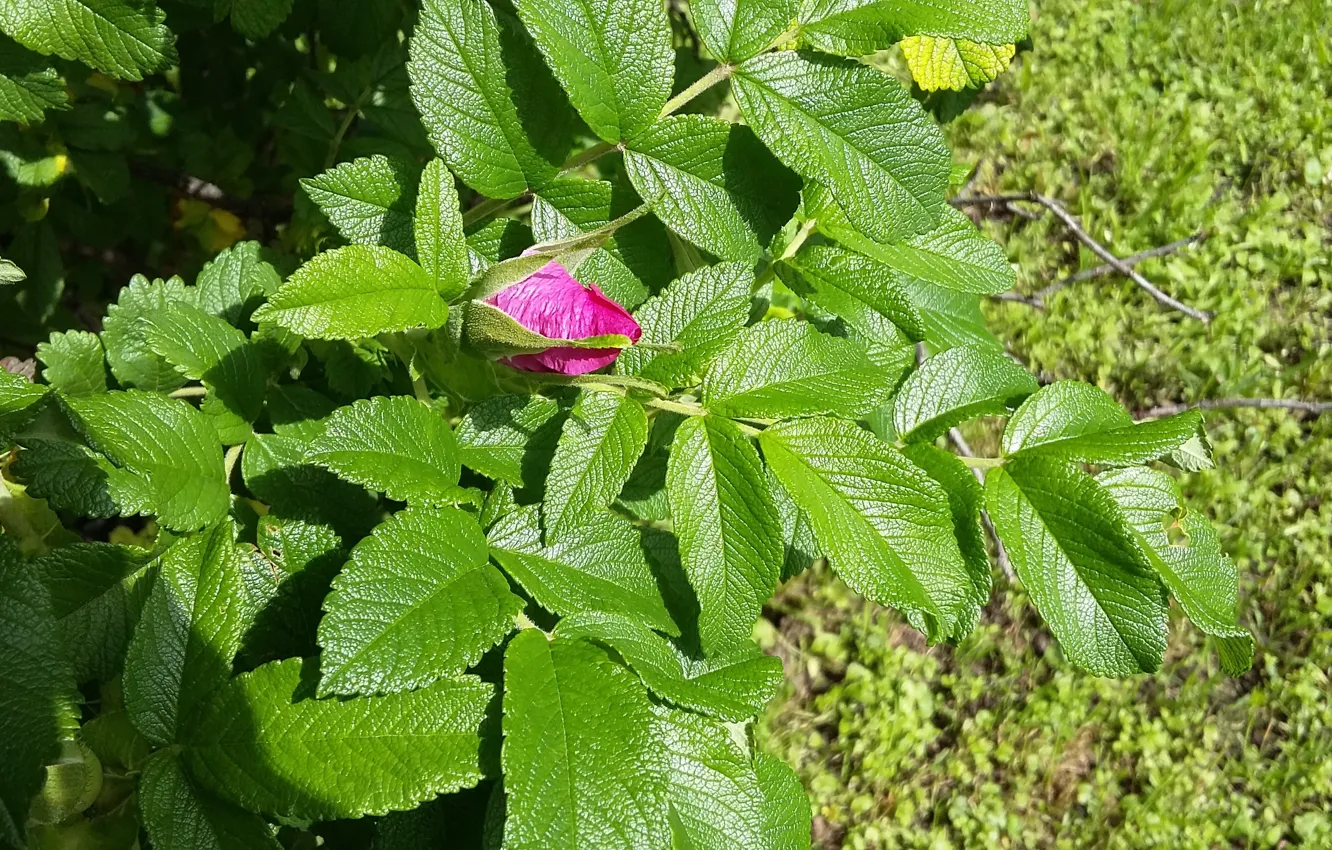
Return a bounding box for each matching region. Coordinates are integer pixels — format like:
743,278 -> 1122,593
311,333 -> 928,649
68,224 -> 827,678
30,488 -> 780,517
756,218 -> 818,289
223,444 -> 243,484
462,195 -> 519,227
764,25 -> 802,52
659,63 -> 733,119
410,373 -> 432,406
561,141 -> 616,174
324,86 -> 371,170
168,385 -> 207,399
645,397 -> 706,417
959,456 -> 1004,469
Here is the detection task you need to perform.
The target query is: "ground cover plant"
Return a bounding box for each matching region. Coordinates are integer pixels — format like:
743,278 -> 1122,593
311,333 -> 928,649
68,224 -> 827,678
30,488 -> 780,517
0,0 -> 1267,847
761,0 -> 1332,846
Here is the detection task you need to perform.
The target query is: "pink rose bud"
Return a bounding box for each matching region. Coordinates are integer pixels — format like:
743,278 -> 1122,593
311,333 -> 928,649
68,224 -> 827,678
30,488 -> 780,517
485,260 -> 641,375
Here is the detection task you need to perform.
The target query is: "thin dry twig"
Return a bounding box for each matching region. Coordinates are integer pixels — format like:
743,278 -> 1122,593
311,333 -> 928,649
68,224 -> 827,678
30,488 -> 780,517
1138,397 -> 1332,418
953,193 -> 1212,322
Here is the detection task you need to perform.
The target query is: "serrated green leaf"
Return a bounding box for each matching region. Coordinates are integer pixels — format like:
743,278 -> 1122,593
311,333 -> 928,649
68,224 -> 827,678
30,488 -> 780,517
0,539 -> 76,850
799,0 -> 1028,57
11,439 -> 118,518
195,241 -> 282,328
1098,466 -> 1253,675
702,320 -> 895,419
689,0 -> 797,62
266,385 -> 337,442
242,432 -> 379,542
0,370 -> 49,440
467,217 -> 535,274
101,275 -> 195,392
414,158 -> 470,299
138,752 -> 281,850
901,442 -> 990,640
668,415 -> 782,656
0,255 -> 24,283
36,330 -> 106,396
123,523 -> 259,746
543,389 -> 648,540
226,0 -> 294,40
809,186 -> 1014,295
654,706 -> 808,850
1166,426 -> 1214,472
181,658 -> 491,820
252,245 -> 448,340
893,345 -> 1037,442
780,245 -> 926,341
487,504 -> 678,635
306,396 -> 462,506
455,394 -> 562,487
903,276 -> 998,352
37,541 -> 154,683
1003,381 -> 1203,466
0,35 -> 67,123
141,302 -> 269,426
761,417 -> 973,641
530,176 -> 674,310
623,115 -> 800,263
502,630 -> 669,850
985,458 -> 1168,675
769,466 -> 820,581
66,391 -> 227,531
301,155 -> 419,257
318,506 -> 521,696
513,0 -> 672,143
615,261 -> 753,387
0,0 -> 177,81
557,611 -> 781,721
902,35 -> 1015,91
733,50 -> 949,244
408,0 -> 555,198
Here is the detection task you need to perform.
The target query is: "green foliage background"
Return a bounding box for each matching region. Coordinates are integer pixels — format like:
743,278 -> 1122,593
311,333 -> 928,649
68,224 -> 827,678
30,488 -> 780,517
759,0 -> 1332,846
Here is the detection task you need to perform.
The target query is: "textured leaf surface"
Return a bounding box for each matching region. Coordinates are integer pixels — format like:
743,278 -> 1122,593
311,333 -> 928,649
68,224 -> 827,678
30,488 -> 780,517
252,245 -> 448,340
502,630 -> 668,850
139,753 -> 281,850
241,432 -> 379,542
985,458 -> 1168,676
301,155 -> 418,257
123,523 -> 258,747
66,391 -> 227,531
194,241 -> 282,327
655,707 -> 808,850
543,390 -> 648,540
689,0 -> 797,62
624,115 -> 800,262
455,394 -> 562,486
782,245 -> 925,340
11,440 -> 118,518
799,0 -> 1028,56
901,443 -> 990,639
902,35 -> 1015,90
668,415 -> 782,655
0,35 -> 67,123
1098,467 -> 1253,674
318,507 -> 521,696
1003,381 -> 1202,466
893,345 -> 1037,442
903,276 -> 999,351
408,0 -> 555,198
0,0 -> 177,81
733,50 -> 949,244
616,262 -> 753,386
0,540 -> 75,849
37,541 -> 154,683
414,158 -> 470,299
101,275 -> 194,392
513,0 -> 672,143
36,330 -> 106,396
0,372 -> 48,444
182,659 -> 491,820
307,396 -> 462,506
558,612 -> 781,721
761,417 -> 973,640
141,302 -> 268,425
702,320 -> 894,419
488,504 -> 678,634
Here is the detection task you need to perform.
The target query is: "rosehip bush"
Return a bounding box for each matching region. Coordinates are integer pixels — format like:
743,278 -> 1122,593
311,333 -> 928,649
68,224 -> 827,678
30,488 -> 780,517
0,0 -> 1251,848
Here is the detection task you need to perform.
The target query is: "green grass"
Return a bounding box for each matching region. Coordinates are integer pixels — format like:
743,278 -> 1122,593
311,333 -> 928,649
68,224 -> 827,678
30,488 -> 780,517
759,1 -> 1332,846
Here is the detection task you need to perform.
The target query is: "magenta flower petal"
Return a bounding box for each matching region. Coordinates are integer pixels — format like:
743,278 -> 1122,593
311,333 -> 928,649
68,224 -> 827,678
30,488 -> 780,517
486,261 -> 641,375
